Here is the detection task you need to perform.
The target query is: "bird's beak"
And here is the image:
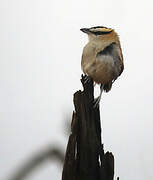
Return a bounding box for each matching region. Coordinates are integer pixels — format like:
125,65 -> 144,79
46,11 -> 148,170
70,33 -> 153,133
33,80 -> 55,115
80,28 -> 90,34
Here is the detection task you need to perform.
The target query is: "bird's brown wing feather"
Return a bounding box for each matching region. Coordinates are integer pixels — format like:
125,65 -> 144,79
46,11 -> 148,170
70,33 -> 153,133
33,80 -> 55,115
96,42 -> 124,92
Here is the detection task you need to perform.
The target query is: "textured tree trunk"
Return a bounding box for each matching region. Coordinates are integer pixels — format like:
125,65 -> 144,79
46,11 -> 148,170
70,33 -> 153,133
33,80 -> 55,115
62,75 -> 117,180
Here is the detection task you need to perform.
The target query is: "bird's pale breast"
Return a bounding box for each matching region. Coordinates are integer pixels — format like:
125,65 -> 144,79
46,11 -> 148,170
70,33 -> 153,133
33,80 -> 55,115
92,55 -> 117,84
82,42 -> 122,84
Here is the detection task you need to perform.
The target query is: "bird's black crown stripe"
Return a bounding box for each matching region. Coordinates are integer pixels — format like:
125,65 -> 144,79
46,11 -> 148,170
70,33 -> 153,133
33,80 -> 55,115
90,26 -> 107,29
89,26 -> 113,35
91,30 -> 113,35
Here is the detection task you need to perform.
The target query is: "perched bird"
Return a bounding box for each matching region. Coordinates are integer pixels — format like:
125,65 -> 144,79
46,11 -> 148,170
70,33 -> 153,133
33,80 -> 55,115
80,26 -> 124,106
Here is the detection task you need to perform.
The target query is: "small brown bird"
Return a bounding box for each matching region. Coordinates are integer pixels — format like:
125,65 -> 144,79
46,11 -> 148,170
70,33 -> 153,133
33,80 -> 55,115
80,26 -> 124,106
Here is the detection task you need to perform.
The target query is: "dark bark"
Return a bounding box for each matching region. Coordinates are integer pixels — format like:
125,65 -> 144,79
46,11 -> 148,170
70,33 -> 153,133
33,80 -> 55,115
62,75 -> 117,180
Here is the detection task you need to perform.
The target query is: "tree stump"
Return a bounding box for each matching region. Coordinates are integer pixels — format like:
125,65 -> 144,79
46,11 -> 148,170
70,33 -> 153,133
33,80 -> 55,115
62,75 -> 117,180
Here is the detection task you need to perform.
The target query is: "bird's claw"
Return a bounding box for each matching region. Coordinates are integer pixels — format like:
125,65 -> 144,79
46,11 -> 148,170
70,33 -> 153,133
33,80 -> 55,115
84,75 -> 92,84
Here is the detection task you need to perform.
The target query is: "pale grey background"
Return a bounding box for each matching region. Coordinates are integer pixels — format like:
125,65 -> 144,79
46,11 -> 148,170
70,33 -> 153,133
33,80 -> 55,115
0,0 -> 153,179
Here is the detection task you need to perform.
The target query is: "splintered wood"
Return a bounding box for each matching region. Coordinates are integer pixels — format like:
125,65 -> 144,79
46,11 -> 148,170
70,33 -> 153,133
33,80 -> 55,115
62,75 -> 115,180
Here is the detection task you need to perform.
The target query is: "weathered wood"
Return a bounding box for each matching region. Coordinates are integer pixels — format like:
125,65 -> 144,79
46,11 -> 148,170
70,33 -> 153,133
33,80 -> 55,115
62,75 -> 116,180
62,112 -> 77,180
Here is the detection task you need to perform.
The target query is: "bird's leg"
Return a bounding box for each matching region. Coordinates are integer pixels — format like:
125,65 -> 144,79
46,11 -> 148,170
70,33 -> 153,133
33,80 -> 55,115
93,84 -> 104,108
94,82 -> 96,87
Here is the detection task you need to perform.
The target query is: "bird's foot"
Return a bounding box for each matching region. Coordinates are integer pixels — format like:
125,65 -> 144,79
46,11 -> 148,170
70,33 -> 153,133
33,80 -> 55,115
84,75 -> 92,84
93,96 -> 101,108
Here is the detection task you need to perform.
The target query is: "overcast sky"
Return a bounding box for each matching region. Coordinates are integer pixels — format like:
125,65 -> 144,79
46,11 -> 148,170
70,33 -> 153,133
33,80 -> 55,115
0,0 -> 153,179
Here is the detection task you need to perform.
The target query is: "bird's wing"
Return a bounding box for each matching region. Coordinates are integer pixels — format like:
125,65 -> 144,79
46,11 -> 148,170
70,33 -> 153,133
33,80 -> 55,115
96,42 -> 124,80
118,46 -> 124,76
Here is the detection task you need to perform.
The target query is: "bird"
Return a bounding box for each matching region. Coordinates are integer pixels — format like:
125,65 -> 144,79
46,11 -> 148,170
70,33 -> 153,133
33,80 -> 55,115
80,26 -> 124,106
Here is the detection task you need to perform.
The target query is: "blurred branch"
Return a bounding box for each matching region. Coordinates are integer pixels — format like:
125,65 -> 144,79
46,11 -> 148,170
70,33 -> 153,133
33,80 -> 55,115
10,146 -> 64,180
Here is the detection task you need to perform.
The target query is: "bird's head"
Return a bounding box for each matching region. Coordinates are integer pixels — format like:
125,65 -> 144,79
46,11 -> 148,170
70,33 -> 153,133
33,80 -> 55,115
80,26 -> 117,42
